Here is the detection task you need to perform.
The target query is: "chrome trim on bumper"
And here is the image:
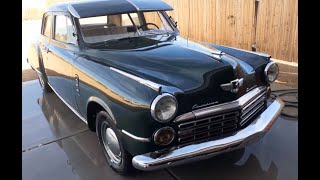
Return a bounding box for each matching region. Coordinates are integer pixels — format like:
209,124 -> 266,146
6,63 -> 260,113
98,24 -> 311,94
132,98 -> 284,171
122,130 -> 151,143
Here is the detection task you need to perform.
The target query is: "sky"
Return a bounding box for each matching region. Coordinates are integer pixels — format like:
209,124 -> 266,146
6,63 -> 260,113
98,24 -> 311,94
22,0 -> 46,9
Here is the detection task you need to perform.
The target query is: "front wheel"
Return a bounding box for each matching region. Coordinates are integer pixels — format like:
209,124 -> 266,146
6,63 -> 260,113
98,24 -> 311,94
96,111 -> 133,175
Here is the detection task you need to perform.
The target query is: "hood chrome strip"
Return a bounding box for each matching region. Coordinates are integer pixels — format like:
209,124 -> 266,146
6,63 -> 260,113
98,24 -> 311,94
110,67 -> 161,92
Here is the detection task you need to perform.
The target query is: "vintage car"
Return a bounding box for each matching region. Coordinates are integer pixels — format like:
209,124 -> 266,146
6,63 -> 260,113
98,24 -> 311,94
27,0 -> 284,174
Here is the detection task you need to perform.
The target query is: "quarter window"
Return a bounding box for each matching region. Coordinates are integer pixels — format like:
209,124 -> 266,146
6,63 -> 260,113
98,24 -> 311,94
42,15 -> 51,37
54,15 -> 77,44
67,18 -> 77,44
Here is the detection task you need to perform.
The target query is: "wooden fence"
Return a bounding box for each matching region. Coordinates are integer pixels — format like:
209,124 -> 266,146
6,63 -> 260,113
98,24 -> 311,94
164,0 -> 298,63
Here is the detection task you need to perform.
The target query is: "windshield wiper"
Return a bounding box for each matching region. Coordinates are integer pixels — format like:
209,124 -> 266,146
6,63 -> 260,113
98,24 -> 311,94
87,37 -> 138,47
87,32 -> 176,47
139,31 -> 176,38
105,36 -> 138,43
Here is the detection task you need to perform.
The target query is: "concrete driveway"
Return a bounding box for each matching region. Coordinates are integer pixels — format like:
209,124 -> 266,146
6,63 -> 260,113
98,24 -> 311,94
22,71 -> 298,180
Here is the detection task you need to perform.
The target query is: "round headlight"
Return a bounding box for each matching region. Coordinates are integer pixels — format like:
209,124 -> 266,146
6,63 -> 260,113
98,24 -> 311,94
153,127 -> 175,146
151,93 -> 178,123
264,62 -> 279,83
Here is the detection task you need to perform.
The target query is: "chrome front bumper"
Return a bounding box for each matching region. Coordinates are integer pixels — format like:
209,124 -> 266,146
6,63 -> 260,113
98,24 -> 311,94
132,98 -> 284,171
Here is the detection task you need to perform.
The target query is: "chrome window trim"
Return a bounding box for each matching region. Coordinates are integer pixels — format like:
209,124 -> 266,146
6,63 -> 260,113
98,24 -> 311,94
153,127 -> 175,146
68,5 -> 80,18
174,86 -> 267,123
264,62 -> 279,83
110,67 -> 161,92
151,93 -> 178,123
122,130 -> 151,143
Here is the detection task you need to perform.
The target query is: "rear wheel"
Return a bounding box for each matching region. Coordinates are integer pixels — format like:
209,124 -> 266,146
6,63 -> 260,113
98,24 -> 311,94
96,111 -> 133,175
37,72 -> 52,92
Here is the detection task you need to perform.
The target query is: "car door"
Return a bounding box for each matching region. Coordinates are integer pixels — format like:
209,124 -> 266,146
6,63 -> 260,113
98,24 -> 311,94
39,13 -> 52,73
45,12 -> 79,109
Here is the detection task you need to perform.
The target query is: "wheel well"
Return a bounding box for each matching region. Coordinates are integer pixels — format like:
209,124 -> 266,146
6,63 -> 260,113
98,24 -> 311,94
87,101 -> 104,132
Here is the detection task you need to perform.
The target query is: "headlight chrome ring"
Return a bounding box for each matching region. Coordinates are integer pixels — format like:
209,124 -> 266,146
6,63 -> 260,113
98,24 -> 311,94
264,62 -> 279,83
151,93 -> 178,123
153,127 -> 175,146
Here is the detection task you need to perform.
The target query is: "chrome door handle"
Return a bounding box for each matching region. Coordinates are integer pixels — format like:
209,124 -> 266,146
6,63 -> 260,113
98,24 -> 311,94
41,47 -> 50,53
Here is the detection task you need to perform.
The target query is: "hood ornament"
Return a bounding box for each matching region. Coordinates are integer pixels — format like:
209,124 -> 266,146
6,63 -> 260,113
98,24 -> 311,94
220,78 -> 244,93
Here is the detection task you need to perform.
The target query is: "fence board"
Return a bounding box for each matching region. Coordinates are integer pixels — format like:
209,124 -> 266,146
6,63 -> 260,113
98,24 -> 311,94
164,0 -> 298,63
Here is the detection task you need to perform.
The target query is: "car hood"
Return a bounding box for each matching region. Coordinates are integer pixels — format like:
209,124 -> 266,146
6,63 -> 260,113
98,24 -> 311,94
83,37 -> 264,113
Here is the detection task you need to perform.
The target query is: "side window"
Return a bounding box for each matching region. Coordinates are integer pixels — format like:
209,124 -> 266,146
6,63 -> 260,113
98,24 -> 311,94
66,18 -> 77,44
42,15 -> 51,37
54,15 -> 77,44
122,13 -> 141,26
54,15 -> 68,42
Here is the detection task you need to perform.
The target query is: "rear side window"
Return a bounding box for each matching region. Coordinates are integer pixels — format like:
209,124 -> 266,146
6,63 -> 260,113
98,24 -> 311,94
42,15 -> 51,37
54,15 -> 68,42
54,15 -> 76,44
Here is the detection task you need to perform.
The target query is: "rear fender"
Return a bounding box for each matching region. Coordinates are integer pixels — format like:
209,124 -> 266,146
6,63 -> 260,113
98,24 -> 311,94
27,42 -> 47,78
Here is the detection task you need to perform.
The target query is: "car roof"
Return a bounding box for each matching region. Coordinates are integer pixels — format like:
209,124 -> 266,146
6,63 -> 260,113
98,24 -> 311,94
47,0 -> 173,18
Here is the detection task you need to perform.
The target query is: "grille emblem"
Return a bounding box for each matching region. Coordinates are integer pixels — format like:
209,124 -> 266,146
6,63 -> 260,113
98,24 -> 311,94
220,78 -> 244,93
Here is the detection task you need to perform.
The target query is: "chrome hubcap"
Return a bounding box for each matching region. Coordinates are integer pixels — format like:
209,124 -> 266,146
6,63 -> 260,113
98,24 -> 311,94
101,122 -> 121,165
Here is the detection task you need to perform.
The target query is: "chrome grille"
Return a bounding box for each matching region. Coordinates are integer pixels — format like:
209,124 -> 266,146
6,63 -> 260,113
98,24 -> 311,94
176,87 -> 267,145
240,90 -> 266,125
178,111 -> 239,144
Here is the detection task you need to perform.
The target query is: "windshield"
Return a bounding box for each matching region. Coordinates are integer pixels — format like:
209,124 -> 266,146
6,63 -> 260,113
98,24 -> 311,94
79,11 -> 175,44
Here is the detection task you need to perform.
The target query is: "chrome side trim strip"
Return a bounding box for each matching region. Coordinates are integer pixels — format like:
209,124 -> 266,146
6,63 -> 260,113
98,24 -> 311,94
110,67 -> 161,92
122,130 -> 151,143
48,83 -> 88,124
132,98 -> 284,171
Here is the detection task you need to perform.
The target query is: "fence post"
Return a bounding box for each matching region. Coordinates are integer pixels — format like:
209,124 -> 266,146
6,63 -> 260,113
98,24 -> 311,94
252,0 -> 260,51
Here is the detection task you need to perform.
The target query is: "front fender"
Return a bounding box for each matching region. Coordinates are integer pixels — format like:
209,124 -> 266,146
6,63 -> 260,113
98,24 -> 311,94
73,56 -> 175,155
86,96 -> 116,122
206,44 -> 271,69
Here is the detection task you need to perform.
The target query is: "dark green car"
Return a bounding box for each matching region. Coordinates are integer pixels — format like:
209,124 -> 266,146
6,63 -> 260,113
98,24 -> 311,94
27,0 -> 284,175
